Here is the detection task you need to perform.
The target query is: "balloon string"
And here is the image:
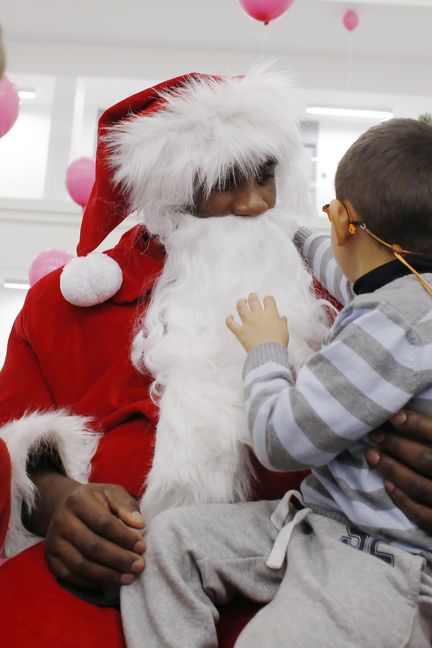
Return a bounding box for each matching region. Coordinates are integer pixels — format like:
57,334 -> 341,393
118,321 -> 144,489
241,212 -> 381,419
346,33 -> 353,91
260,24 -> 269,56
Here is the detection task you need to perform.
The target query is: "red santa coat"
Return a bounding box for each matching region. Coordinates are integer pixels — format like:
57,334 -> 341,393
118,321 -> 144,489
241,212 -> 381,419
0,225 -> 307,647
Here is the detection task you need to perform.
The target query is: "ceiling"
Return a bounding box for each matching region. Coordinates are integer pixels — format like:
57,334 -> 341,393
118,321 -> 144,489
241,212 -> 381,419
2,0 -> 432,64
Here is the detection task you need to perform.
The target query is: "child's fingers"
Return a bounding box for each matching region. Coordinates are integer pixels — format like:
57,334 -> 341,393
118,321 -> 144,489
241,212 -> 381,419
247,292 -> 262,313
236,298 -> 249,321
263,295 -> 279,314
225,315 -> 242,334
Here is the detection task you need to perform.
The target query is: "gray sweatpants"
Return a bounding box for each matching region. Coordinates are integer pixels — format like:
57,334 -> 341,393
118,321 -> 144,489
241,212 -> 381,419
120,499 -> 432,648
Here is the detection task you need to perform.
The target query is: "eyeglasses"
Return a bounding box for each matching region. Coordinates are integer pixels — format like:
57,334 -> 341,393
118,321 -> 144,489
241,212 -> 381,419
323,201 -> 363,235
322,200 -> 432,296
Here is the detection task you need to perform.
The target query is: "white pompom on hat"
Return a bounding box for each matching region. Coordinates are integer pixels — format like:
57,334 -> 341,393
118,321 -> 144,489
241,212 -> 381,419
60,68 -> 305,306
60,252 -> 123,307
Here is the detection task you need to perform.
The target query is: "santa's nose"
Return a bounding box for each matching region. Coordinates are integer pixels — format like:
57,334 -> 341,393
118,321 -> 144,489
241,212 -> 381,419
231,182 -> 270,218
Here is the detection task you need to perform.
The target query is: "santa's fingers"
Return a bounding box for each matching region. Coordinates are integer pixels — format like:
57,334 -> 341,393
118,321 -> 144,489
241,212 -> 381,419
48,538 -> 141,588
103,488 -> 145,531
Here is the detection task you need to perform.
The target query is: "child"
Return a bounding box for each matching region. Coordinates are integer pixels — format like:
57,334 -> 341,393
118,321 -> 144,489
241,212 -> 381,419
120,118 -> 432,647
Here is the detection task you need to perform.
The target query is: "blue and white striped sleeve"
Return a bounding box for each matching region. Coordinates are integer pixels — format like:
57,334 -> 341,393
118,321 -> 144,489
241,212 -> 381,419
243,304 -> 424,472
293,226 -> 354,306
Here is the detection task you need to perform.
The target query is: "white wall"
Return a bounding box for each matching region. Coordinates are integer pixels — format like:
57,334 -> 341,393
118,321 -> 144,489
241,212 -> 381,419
7,41 -> 432,97
0,105 -> 52,199
314,120 -> 376,214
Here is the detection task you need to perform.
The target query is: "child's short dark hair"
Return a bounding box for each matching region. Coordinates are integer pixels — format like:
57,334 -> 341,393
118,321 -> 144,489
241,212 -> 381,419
335,118 -> 432,253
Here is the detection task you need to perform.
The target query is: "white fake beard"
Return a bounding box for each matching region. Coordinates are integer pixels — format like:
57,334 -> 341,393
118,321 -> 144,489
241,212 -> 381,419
133,208 -> 329,519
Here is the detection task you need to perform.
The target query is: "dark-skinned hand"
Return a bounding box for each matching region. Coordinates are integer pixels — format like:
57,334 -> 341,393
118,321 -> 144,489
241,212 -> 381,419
24,472 -> 146,589
366,409 -> 432,534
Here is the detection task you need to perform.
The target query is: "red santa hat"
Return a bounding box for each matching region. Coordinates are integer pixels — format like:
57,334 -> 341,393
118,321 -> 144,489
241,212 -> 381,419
60,68 -> 304,307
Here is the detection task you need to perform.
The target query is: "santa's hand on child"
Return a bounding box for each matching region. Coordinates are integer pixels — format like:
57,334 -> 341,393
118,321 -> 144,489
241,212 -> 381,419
226,292 -> 289,352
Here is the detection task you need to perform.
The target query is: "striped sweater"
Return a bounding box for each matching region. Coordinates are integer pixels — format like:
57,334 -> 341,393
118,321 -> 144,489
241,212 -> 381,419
244,227 -> 432,560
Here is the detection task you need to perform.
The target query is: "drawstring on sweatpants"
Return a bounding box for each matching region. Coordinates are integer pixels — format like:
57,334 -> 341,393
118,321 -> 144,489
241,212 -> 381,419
266,490 -> 312,570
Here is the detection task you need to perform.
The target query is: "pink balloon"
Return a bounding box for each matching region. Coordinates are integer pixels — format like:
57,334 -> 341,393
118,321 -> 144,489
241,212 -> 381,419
65,157 -> 96,207
343,9 -> 359,32
0,75 -> 20,138
239,0 -> 295,25
29,249 -> 74,287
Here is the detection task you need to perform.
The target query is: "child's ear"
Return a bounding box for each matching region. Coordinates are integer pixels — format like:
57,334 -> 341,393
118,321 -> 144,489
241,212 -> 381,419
332,200 -> 352,247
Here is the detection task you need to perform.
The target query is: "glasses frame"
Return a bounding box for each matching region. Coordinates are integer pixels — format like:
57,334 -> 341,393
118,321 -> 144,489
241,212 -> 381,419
322,201 -> 363,228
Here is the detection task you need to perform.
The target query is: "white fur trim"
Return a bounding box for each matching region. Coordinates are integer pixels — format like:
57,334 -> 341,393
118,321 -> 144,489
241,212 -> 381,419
133,210 -> 329,520
107,67 -> 310,240
138,381 -> 255,521
60,253 -> 123,307
0,411 -> 99,558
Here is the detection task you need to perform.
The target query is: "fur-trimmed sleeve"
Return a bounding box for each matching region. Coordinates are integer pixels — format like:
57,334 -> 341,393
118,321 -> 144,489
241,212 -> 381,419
0,314 -> 99,559
0,439 -> 11,552
1,410 -> 98,558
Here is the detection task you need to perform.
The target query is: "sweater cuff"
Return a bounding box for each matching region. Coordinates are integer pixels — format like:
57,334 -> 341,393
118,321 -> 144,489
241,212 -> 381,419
243,342 -> 291,378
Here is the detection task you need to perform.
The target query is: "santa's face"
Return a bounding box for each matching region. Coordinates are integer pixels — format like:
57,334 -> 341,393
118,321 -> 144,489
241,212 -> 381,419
133,195 -> 329,388
193,159 -> 277,219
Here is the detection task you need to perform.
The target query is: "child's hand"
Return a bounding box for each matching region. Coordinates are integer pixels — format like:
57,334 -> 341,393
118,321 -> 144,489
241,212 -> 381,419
226,292 -> 289,353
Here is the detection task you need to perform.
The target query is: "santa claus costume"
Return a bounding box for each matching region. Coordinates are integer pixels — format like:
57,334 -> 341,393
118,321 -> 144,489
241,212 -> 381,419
0,69 -> 331,647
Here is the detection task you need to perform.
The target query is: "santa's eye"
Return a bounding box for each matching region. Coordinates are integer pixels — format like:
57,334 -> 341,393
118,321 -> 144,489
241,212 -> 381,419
212,158 -> 277,193
256,170 -> 275,185
256,160 -> 277,186
215,171 -> 239,193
